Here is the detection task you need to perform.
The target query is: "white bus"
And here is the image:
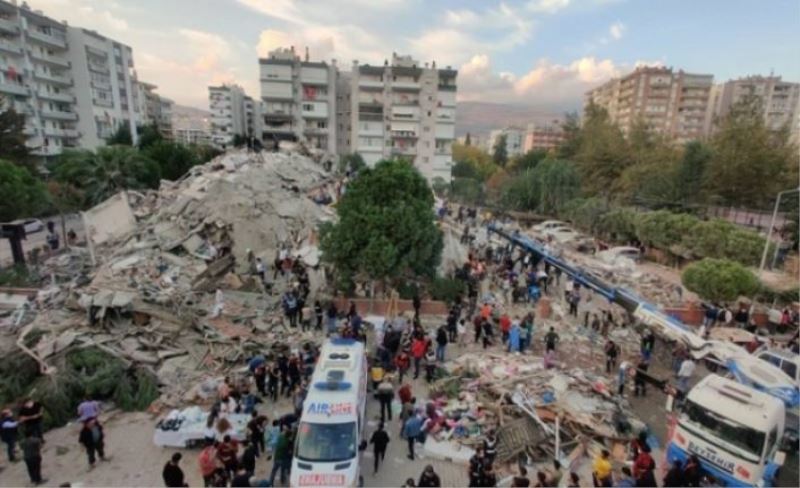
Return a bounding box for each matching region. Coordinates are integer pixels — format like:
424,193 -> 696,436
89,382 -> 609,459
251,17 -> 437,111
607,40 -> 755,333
291,338 -> 368,488
666,374 -> 786,487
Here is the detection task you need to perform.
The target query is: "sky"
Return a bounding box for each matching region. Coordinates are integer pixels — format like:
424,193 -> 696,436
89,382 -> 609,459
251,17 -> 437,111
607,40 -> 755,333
30,0 -> 800,110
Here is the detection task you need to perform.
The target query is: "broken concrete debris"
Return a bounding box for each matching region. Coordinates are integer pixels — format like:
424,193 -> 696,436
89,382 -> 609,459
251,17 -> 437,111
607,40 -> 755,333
3,149 -> 336,407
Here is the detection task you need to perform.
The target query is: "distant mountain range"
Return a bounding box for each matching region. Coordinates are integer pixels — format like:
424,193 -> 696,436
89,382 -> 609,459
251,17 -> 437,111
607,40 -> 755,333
172,104 -> 210,131
455,101 -> 567,137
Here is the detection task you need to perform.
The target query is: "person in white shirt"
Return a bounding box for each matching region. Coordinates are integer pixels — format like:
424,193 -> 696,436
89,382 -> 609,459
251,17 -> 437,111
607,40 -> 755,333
211,289 -> 225,318
676,358 -> 696,393
457,319 -> 467,347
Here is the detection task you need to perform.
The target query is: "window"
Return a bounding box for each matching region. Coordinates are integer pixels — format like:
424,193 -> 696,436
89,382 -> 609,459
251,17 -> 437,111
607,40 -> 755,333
680,400 -> 765,461
302,103 -> 314,111
780,360 -> 797,381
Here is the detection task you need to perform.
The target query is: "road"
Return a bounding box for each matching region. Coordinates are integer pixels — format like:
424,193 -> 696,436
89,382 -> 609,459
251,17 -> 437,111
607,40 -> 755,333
0,213 -> 84,265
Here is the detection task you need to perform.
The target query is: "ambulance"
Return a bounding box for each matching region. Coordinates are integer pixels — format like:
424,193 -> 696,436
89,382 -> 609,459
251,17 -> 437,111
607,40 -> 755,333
291,338 -> 368,488
666,374 -> 786,487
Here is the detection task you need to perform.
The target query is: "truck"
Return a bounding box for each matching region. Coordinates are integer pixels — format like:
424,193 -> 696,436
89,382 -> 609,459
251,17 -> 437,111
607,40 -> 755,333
666,374 -> 786,487
290,338 -> 368,488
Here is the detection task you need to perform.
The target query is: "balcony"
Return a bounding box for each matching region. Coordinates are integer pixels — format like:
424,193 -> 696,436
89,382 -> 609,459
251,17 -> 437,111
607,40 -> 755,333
62,128 -> 79,138
32,145 -> 63,156
27,29 -> 67,49
0,17 -> 19,34
23,126 -> 37,136
92,97 -> 114,108
391,146 -> 416,156
38,90 -> 73,103
0,39 -> 22,55
358,78 -> 384,90
0,81 -> 27,96
30,50 -> 70,68
33,70 -> 71,86
304,127 -> 329,135
40,109 -> 78,121
392,80 -> 420,91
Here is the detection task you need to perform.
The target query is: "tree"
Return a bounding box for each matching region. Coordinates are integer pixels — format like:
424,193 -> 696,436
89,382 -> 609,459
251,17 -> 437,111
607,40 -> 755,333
452,142 -> 497,180
706,96 -> 797,208
338,153 -> 366,174
675,141 -> 712,205
536,159 -> 581,215
144,141 -> 200,181
634,210 -> 698,251
464,132 -> 472,146
450,177 -> 484,205
560,197 -> 608,234
320,159 -> 443,291
598,207 -> 638,242
510,149 -> 547,174
107,123 -> 133,146
682,258 -> 760,302
492,134 -> 508,167
557,111 -> 581,159
136,124 -> 163,149
46,181 -> 84,247
52,146 -> 161,205
190,144 -> 223,164
0,103 -> 31,166
0,160 -> 49,222
573,102 -> 629,195
430,177 -> 448,197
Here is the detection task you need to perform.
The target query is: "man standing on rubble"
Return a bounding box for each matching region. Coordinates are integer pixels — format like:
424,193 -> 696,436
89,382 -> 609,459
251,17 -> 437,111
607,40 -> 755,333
544,327 -> 559,353
435,325 -> 448,362
78,418 -> 107,469
282,290 -> 299,328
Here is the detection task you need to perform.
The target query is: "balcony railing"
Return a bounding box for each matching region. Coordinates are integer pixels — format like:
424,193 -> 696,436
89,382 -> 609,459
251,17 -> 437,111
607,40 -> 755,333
33,70 -> 71,85
27,29 -> 67,49
0,80 -> 27,96
38,90 -> 74,103
30,50 -> 70,68
0,17 -> 20,34
0,39 -> 22,55
40,109 -> 78,121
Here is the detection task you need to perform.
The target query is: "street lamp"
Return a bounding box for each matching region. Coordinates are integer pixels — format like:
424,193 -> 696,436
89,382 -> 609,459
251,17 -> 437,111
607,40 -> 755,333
758,187 -> 800,276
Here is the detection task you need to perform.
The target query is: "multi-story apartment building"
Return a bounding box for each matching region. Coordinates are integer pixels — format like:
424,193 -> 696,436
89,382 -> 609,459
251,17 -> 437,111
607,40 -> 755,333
337,53 -> 457,182
244,95 -> 262,141
487,126 -> 524,159
523,122 -> 565,153
135,80 -> 173,138
586,66 -> 714,143
0,0 -> 176,155
209,84 -> 246,149
707,75 -> 800,140
259,46 -> 337,155
66,27 -> 140,148
0,0 -> 79,156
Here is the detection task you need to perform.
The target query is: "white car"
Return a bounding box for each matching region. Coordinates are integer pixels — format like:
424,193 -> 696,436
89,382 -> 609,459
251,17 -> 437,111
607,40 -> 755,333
756,348 -> 799,386
544,226 -> 580,243
532,220 -> 566,233
598,246 -> 642,263
23,219 -> 45,234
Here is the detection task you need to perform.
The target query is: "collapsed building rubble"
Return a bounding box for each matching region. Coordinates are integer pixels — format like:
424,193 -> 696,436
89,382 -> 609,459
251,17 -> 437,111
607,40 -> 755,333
1,150 -> 338,409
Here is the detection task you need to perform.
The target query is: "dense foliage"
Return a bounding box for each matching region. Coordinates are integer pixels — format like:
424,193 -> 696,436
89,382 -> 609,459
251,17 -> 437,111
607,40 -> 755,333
682,258 -> 760,302
320,159 -> 443,291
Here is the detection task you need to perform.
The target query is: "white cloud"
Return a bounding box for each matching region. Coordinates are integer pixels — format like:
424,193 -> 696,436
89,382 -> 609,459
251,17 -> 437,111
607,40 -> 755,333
458,54 -> 622,108
527,0 -> 571,14
609,21 -> 625,40
257,25 -> 389,66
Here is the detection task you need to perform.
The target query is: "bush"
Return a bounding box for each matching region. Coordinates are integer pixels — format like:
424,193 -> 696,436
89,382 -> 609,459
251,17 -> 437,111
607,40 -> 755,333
634,211 -> 698,250
450,177 -> 484,205
598,207 -> 638,242
428,277 -> 465,304
682,258 -> 760,302
560,197 -> 608,234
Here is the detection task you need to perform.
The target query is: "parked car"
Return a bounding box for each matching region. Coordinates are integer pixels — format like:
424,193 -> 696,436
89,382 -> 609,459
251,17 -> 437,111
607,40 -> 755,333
544,226 -> 580,243
755,348 -> 799,387
532,220 -> 566,233
598,246 -> 642,264
23,219 -> 45,234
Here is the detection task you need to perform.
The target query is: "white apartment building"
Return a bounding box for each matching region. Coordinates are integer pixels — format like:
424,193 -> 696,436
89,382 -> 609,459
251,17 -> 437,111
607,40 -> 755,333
66,27 -> 140,148
586,66 -> 714,143
337,53 -> 457,182
259,46 -> 337,155
488,126 -> 524,159
136,80 -> 173,139
209,84 -> 246,149
0,0 -> 79,156
707,75 -> 800,140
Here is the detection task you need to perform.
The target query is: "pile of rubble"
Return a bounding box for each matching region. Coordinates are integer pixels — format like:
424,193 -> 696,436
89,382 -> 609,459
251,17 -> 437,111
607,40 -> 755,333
420,351 -> 648,477
3,150 -> 338,406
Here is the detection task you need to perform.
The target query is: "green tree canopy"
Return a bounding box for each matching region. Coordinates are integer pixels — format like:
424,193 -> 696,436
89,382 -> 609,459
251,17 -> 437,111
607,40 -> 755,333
452,142 -> 497,181
0,160 -> 49,222
675,141 -> 712,205
144,141 -> 200,181
339,153 -> 366,174
52,146 -> 161,205
499,158 -> 581,214
557,111 -> 581,159
107,123 -> 133,146
706,96 -> 798,208
510,149 -> 548,174
492,134 -> 508,167
573,102 -> 629,195
0,106 -> 31,166
320,159 -> 443,289
682,258 -> 760,302
137,123 -> 163,149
